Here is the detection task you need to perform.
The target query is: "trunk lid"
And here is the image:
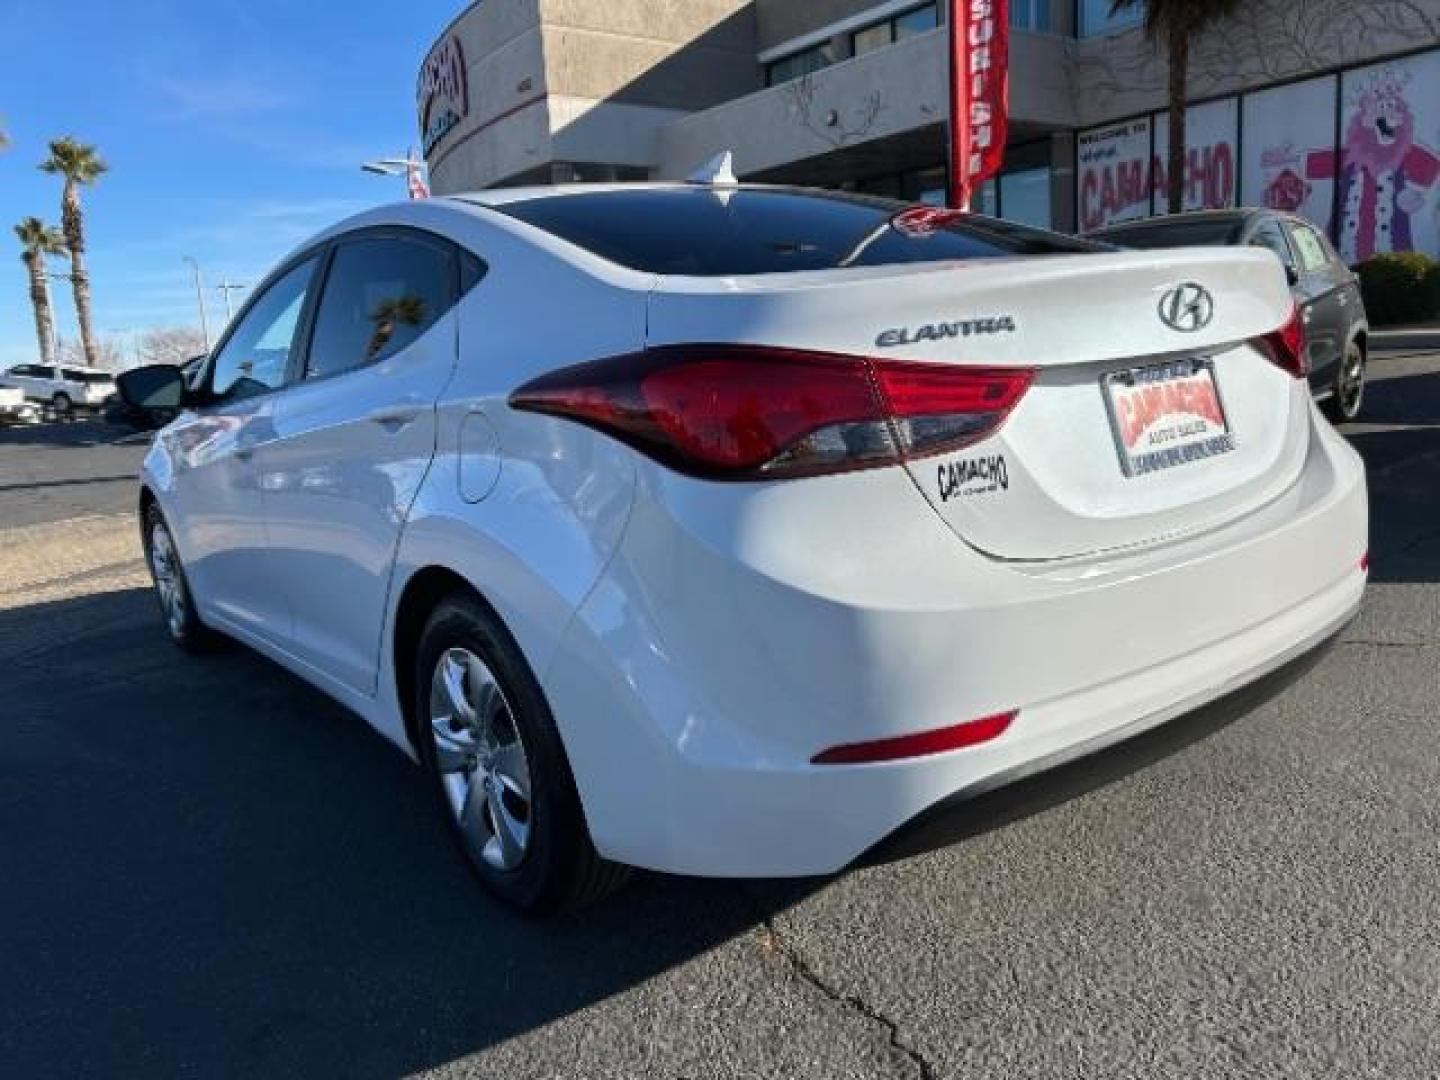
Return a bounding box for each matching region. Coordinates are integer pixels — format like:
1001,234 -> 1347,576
645,247 -> 1305,562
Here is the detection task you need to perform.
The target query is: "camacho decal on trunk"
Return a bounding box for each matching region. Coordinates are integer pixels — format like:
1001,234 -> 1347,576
938,454 -> 1009,502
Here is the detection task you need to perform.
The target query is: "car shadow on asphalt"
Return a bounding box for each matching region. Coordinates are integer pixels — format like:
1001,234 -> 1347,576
1337,367 -> 1440,585
0,587 -> 819,1077
0,584 -> 1357,1077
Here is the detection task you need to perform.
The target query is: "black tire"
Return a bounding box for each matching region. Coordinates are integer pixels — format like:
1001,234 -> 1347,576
51,392 -> 72,418
142,503 -> 219,654
415,593 -> 629,913
1322,340 -> 1366,424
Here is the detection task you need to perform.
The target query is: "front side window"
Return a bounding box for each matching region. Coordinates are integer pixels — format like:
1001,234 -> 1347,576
305,237 -> 452,381
209,257 -> 318,402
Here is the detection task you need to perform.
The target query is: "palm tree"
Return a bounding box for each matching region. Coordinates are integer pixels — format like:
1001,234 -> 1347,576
39,137 -> 107,367
14,217 -> 65,364
366,294 -> 428,362
1110,0 -> 1241,215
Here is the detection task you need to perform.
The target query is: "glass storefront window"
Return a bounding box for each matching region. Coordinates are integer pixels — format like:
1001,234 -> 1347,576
999,167 -> 1052,228
1079,0 -> 1143,38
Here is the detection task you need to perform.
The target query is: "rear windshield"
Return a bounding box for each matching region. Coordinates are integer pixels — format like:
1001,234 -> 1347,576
1091,219 -> 1245,250
495,187 -> 1102,276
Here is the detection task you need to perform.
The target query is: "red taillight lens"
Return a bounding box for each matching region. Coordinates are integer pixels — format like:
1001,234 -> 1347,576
1255,305 -> 1308,378
811,711 -> 1017,765
510,345 -> 1034,480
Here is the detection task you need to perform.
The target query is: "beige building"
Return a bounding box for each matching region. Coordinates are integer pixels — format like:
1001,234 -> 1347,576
418,1 -> 1440,257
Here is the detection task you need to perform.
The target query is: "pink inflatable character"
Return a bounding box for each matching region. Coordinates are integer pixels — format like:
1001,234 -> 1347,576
1308,70 -> 1440,263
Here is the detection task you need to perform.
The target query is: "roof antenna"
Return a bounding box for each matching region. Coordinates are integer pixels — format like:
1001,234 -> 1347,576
686,151 -> 738,187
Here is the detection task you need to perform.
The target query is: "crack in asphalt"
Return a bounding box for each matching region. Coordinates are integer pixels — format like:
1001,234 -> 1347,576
740,887 -> 938,1080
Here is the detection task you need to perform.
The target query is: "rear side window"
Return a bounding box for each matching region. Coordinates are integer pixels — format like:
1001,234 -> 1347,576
64,369 -> 113,384
1288,223 -> 1333,273
495,188 -> 1099,276
305,237 -> 452,381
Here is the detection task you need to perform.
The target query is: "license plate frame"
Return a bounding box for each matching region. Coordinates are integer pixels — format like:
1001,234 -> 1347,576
1101,357 -> 1235,478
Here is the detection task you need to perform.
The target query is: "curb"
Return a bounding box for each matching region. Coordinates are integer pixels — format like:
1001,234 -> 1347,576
1371,329 -> 1440,354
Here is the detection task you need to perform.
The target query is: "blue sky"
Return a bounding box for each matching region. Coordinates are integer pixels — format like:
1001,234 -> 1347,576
0,0 -> 459,367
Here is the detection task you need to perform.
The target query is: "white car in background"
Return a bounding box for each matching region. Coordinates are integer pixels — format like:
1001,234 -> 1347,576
0,362 -> 116,413
0,385 -> 39,424
118,186 -> 1369,912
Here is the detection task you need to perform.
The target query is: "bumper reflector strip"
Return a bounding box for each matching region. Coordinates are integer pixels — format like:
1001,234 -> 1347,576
811,711 -> 1017,765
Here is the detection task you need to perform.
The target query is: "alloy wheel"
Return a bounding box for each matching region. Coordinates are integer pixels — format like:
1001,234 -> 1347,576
1336,344 -> 1365,421
429,647 -> 534,872
149,522 -> 187,639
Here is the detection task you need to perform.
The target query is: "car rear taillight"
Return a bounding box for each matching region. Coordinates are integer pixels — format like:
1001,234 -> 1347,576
509,345 -> 1034,480
1254,305 -> 1308,379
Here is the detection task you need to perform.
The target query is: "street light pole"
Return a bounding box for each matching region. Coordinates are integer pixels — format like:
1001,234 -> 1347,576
184,256 -> 210,351
361,148 -> 430,198
215,280 -> 247,321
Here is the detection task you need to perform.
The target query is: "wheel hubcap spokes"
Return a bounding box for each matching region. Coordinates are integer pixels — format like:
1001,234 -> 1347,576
150,526 -> 185,637
1340,349 -> 1364,416
428,648 -> 533,871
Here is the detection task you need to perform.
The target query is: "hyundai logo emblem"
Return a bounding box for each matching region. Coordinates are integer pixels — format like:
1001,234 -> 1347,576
1158,283 -> 1215,333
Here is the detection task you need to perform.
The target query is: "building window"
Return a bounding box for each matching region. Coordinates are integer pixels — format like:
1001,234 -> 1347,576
1079,0 -> 1143,37
1010,0 -> 1050,32
765,41 -> 840,86
894,3 -> 939,39
852,22 -> 894,56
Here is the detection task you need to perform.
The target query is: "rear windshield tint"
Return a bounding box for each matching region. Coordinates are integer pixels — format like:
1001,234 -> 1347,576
1091,219 -> 1245,250
495,187 -> 1101,276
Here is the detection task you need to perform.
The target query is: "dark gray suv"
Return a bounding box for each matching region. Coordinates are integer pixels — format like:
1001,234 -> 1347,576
1091,209 -> 1369,422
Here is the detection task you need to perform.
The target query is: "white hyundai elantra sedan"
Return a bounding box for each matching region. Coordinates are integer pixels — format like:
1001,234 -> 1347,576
120,185 -> 1368,911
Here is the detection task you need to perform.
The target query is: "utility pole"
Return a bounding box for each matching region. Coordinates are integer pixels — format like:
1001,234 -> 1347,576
184,256 -> 210,351
215,280 -> 247,321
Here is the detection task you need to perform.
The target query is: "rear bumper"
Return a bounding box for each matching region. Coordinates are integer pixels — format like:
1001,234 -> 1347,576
546,412 -> 1367,877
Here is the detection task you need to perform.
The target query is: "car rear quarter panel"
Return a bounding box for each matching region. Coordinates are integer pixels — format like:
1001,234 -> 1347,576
377,215 -> 649,750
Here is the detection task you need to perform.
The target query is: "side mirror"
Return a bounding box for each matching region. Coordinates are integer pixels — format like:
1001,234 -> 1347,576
117,364 -> 189,416
1285,264 -> 1301,287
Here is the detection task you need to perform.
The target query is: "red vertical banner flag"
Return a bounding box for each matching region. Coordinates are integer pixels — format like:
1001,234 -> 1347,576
948,0 -> 1010,209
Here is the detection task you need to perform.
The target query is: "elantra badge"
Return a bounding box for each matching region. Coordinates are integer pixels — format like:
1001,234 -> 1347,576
1158,283 -> 1214,333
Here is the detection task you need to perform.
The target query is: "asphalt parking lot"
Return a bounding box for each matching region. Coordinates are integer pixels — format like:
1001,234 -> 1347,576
1,354 -> 1437,1079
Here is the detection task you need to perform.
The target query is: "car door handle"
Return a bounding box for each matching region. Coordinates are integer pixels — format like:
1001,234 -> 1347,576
366,402 -> 424,429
